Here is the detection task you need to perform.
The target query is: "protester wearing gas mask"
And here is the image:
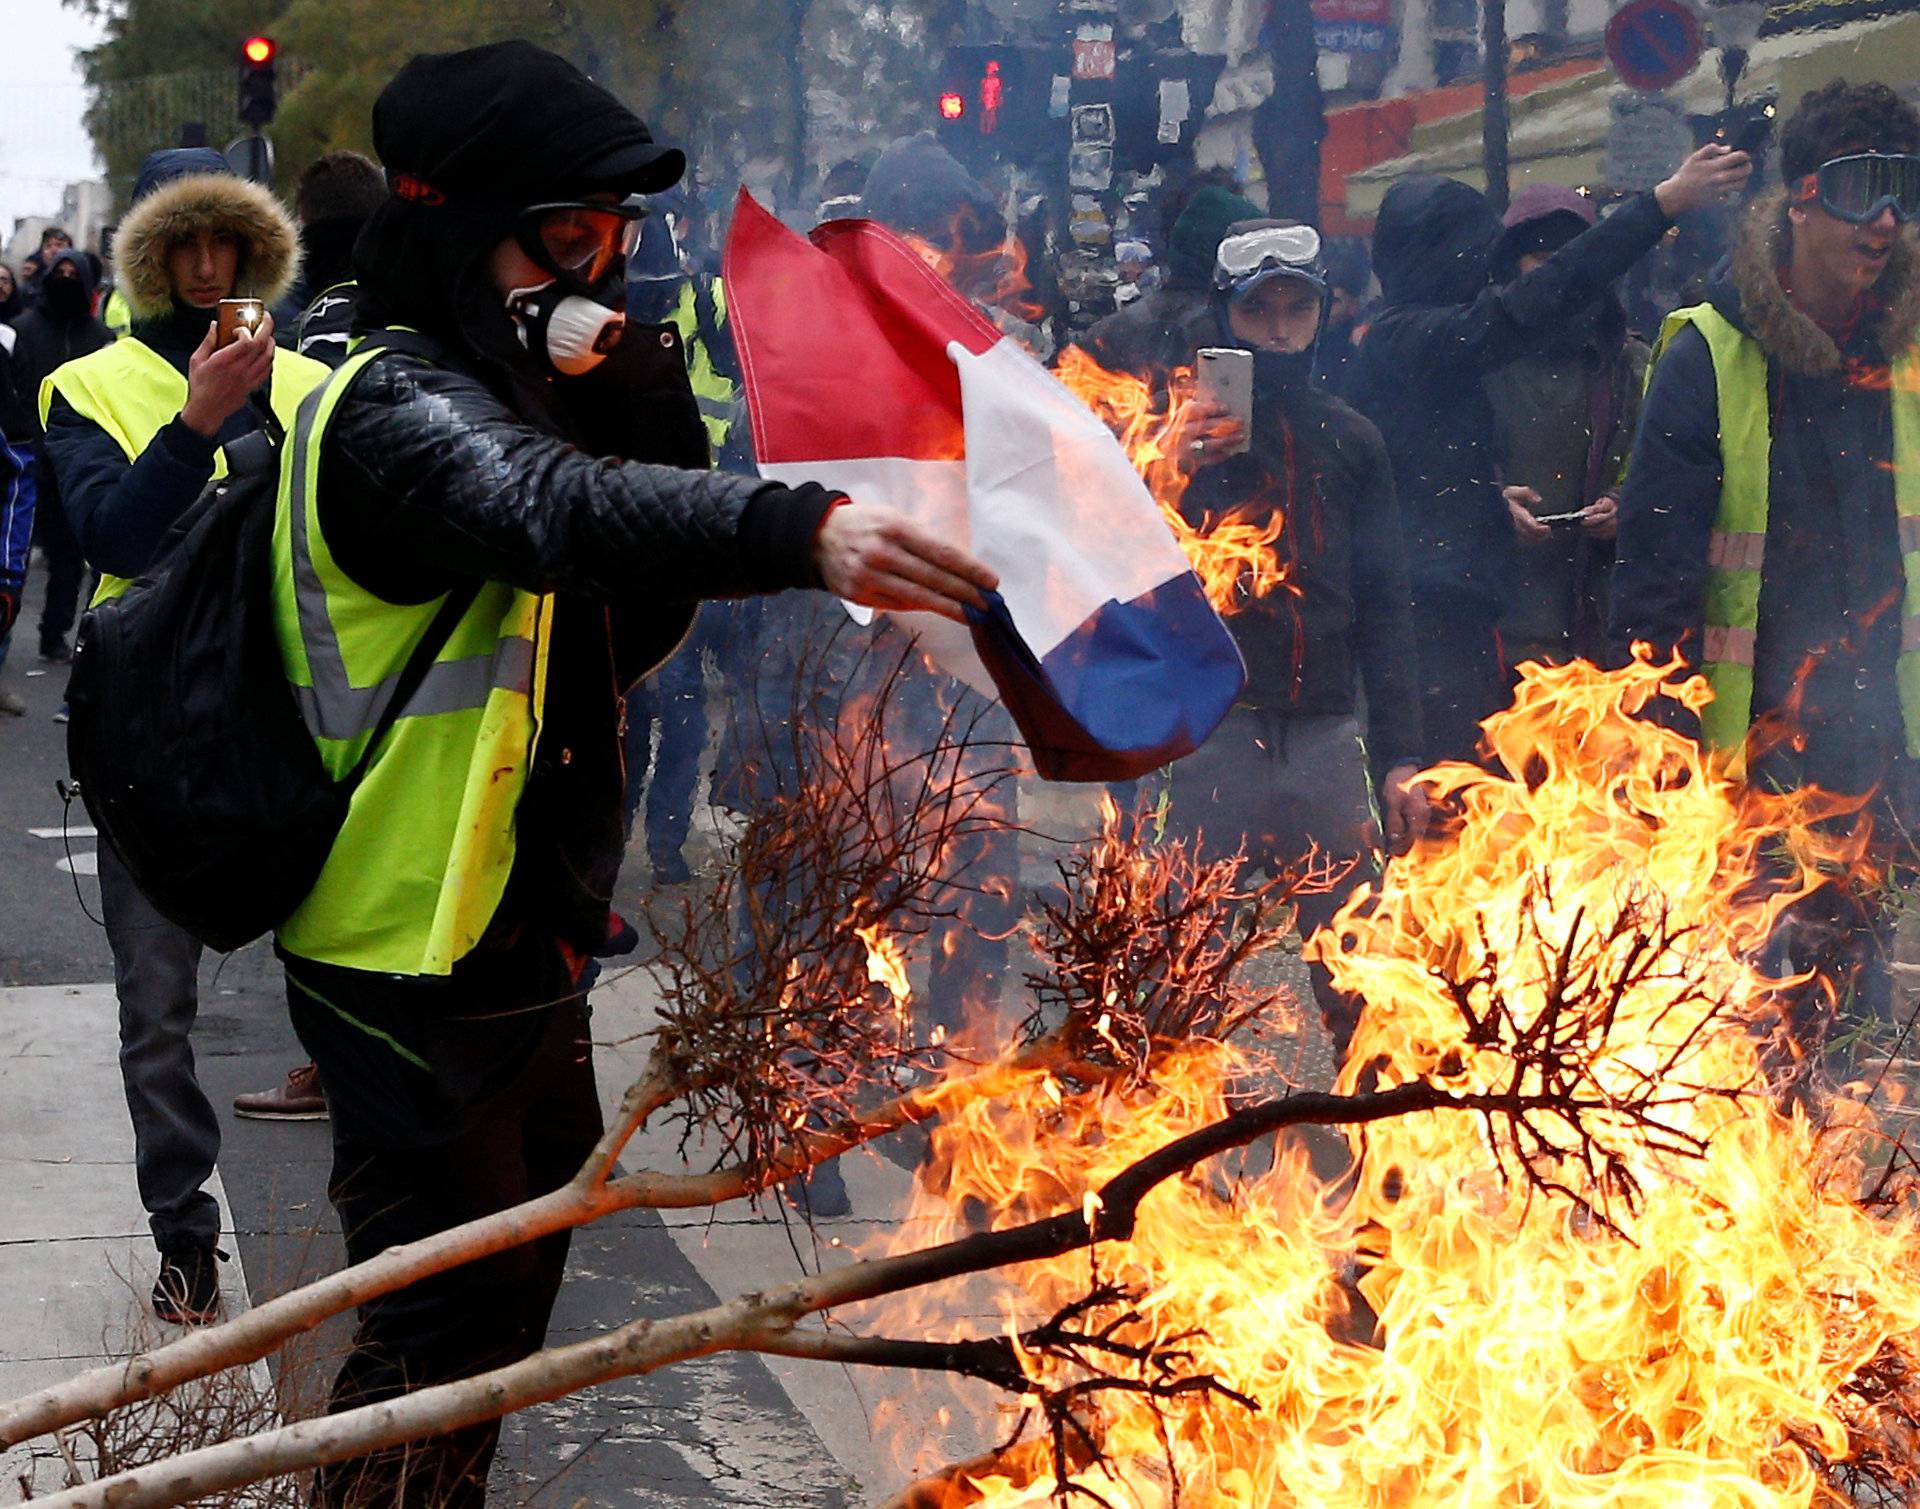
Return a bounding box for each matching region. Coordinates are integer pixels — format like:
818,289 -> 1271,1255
1159,218 -> 1428,1054
270,42 -> 997,1506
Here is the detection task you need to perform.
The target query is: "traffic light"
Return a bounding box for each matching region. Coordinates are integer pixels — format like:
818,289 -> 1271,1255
238,36 -> 277,127
934,46 -> 1062,169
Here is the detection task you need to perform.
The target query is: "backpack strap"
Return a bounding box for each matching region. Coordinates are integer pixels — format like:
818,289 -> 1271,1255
317,324 -> 482,786
343,578 -> 484,787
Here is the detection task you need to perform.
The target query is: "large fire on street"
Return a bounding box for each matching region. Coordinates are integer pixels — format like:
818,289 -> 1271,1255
870,651 -> 1920,1508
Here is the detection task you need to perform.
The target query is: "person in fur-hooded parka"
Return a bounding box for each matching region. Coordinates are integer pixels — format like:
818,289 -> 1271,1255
37,147 -> 328,1329
110,153 -> 300,320
1611,81 -> 1920,808
43,147 -> 321,582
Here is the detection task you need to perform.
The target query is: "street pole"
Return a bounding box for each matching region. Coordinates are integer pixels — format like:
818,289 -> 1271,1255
1254,0 -> 1328,225
1481,0 -> 1510,211
786,0 -> 812,214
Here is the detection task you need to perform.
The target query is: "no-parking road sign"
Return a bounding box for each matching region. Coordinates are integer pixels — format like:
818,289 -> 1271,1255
1605,0 -> 1705,92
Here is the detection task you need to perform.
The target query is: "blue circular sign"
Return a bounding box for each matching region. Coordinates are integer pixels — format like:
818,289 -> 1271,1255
1605,0 -> 1705,92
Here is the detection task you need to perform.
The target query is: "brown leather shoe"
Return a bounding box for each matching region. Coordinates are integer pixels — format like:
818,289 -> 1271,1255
233,1061 -> 328,1121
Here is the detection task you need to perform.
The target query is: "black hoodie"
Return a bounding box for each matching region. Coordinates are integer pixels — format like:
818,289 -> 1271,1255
6,249 -> 110,441
1351,177 -> 1672,615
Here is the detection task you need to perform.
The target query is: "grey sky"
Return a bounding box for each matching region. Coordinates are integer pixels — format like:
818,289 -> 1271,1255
0,0 -> 106,223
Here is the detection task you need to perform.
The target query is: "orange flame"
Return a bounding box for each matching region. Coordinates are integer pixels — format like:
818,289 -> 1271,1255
870,653 -> 1920,1507
1054,345 -> 1289,616
905,220 -> 1045,326
856,921 -> 913,1015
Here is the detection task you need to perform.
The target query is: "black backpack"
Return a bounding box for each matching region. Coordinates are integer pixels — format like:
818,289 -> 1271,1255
67,345 -> 475,952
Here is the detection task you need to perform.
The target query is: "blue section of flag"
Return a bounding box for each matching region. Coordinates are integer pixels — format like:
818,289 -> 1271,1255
967,578 -> 1246,783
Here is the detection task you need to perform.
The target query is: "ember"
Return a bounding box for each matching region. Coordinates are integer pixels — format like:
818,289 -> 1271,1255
879,651 -> 1920,1508
1054,346 -> 1289,616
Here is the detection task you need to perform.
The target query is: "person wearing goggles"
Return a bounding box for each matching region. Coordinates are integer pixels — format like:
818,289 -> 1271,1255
1613,81 -> 1920,1071
514,197 -> 649,289
1152,215 -> 1429,1056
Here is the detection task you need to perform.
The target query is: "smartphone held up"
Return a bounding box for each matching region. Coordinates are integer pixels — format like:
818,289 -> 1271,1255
1194,347 -> 1253,456
216,297 -> 267,348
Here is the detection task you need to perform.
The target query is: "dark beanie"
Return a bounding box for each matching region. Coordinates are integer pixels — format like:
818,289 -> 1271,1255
354,41 -> 681,373
1167,185 -> 1264,289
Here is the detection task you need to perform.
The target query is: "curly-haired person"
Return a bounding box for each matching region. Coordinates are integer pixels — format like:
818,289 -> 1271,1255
1611,79 -> 1920,1060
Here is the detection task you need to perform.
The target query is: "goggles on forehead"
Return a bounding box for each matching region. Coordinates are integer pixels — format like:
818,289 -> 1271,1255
1797,153 -> 1920,226
1213,223 -> 1326,289
514,198 -> 650,288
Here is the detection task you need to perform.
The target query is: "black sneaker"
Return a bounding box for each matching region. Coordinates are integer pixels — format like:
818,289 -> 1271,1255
37,635 -> 70,664
152,1244 -> 226,1326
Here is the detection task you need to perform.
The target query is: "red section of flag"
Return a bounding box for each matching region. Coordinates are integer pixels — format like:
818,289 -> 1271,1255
723,190 -> 1001,467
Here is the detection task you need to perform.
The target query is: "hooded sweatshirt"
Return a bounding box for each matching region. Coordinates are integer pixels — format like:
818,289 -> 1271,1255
6,249 -> 110,441
42,150 -> 302,579
859,132 -> 1006,255
1484,184 -> 1647,664
1351,176 -> 1672,615
1611,193 -> 1920,802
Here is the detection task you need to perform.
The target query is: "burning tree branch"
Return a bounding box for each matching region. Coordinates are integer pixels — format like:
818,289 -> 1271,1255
20,1059 -> 1705,1509
20,651 -> 1920,1509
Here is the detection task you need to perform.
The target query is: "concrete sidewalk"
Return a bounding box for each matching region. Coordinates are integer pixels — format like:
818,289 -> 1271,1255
0,982 -> 259,1502
0,969 -> 990,1506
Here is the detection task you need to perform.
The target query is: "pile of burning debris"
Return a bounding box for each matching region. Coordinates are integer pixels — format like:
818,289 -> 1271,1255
7,647 -> 1920,1508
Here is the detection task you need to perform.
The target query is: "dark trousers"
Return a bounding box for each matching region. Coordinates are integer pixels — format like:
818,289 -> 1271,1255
1167,708 -> 1379,1053
286,945 -> 603,1508
97,838 -> 220,1251
621,640 -> 706,865
1410,594 -> 1507,767
32,474 -> 83,648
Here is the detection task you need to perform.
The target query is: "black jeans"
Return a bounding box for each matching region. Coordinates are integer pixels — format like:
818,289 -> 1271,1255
32,475 -> 83,647
285,942 -> 603,1508
1410,593 -> 1507,767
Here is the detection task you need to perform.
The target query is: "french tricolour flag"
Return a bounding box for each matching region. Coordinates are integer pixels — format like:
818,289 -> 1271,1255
723,190 -> 1244,784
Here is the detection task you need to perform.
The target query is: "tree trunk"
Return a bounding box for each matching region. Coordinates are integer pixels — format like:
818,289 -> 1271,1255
1481,0 -> 1511,211
1252,0 -> 1327,226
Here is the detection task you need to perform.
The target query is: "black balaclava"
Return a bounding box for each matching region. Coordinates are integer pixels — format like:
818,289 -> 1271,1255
354,40 -> 684,389
42,249 -> 98,326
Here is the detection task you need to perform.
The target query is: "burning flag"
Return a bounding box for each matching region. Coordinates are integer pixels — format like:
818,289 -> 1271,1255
723,190 -> 1244,783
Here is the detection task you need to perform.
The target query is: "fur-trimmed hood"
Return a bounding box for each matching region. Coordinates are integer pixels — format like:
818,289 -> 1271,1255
114,171 -> 301,321
1729,189 -> 1920,376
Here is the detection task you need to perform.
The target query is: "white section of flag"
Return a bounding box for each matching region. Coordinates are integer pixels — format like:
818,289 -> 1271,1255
954,339 -> 1193,663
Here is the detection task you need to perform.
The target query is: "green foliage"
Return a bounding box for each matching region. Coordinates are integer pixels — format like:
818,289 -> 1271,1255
67,0 -> 944,217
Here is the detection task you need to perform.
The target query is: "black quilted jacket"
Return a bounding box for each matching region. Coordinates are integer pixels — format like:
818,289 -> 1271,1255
315,342 -> 834,959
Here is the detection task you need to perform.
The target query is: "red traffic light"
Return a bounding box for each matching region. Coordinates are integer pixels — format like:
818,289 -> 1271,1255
242,35 -> 276,65
938,91 -> 965,122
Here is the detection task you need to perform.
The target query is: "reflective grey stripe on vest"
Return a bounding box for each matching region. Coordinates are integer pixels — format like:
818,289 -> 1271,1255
1905,615 -> 1920,653
287,376 -> 528,744
1901,515 -> 1920,554
1703,624 -> 1757,665
696,394 -> 732,422
1706,529 -> 1766,573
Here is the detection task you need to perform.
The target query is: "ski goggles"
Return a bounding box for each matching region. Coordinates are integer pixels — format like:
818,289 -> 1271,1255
514,199 -> 650,287
1213,223 -> 1326,293
1796,153 -> 1920,225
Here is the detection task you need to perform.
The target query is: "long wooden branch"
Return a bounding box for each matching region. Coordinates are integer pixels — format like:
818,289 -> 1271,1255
0,1045 -> 1062,1451
27,1079 -> 1495,1508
